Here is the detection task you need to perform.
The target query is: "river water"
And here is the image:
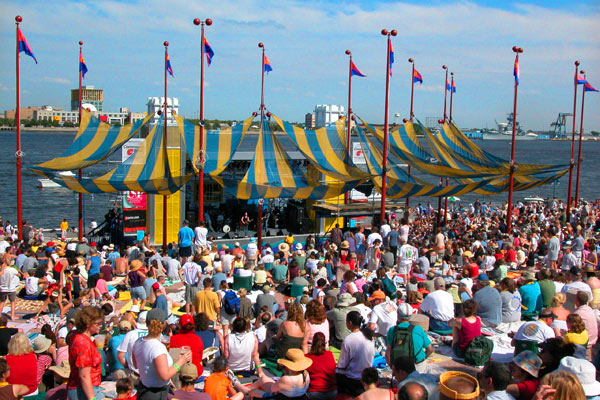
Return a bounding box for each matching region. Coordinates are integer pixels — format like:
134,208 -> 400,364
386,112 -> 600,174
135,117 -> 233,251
0,130 -> 598,230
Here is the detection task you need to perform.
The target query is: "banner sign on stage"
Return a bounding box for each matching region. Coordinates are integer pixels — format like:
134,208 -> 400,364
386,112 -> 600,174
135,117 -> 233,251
121,139 -> 146,236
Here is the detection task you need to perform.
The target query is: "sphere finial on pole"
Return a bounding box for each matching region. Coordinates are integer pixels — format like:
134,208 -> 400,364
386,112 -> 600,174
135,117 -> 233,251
381,29 -> 388,35
79,41 -> 83,46
15,15 -> 22,23
391,30 -> 397,36
408,58 -> 413,63
442,65 -> 447,70
345,49 -> 351,55
575,60 -> 580,66
258,42 -> 264,48
193,18 -> 201,25
164,41 -> 169,47
205,18 -> 212,25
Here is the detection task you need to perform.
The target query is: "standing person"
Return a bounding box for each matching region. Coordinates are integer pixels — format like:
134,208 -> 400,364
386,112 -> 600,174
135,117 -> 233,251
178,220 -> 195,263
335,311 -> 375,397
60,219 -> 69,241
6,333 -> 37,395
0,261 -> 20,321
194,222 -> 208,255
132,309 -> 192,399
127,260 -> 147,312
330,224 -> 343,248
67,306 -> 105,400
548,229 -> 560,270
116,311 -> 150,377
86,249 -> 101,305
180,256 -> 202,314
398,239 -> 417,288
193,278 -> 221,323
240,212 -> 251,238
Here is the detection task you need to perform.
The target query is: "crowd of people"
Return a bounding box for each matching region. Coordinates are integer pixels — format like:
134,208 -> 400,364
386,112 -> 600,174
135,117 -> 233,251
0,198 -> 598,400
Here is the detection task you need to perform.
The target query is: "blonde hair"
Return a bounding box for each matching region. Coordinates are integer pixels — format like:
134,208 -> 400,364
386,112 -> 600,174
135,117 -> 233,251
541,371 -> 585,400
552,293 -> 567,307
238,288 -> 247,297
147,319 -> 164,337
7,333 -> 33,356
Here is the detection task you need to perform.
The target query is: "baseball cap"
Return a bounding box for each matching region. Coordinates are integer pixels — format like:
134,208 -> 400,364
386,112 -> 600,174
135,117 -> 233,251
368,290 -> 385,302
147,308 -> 166,323
180,314 -> 194,326
476,273 -> 489,282
180,363 -> 198,380
235,242 -> 240,247
397,303 -> 415,319
539,308 -> 557,319
152,282 -> 161,291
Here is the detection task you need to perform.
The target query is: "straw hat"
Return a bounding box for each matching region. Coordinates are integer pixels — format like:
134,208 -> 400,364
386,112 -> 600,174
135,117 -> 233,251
439,371 -> 480,400
33,335 -> 53,354
340,241 -> 350,250
49,360 -> 71,379
462,251 -> 473,259
130,259 -> 142,271
277,349 -> 313,372
278,242 -> 290,252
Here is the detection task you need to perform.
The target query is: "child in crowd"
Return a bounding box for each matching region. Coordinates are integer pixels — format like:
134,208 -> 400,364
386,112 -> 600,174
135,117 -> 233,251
204,356 -> 245,400
237,289 -> 253,320
115,378 -> 135,400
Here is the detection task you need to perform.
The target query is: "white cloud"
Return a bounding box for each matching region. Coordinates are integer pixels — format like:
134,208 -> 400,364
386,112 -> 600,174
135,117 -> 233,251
42,77 -> 70,84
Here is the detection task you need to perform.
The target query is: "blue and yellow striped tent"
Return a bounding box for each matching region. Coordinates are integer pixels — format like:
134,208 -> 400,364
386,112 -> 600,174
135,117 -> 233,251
32,115 -> 193,194
217,119 -> 362,200
30,109 -> 153,172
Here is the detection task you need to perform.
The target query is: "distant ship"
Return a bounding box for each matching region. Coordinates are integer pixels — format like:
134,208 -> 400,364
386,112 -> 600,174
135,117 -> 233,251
482,113 -> 538,141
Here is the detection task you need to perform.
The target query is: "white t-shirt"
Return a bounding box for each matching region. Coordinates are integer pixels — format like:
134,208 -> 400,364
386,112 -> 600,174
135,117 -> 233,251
561,281 -> 592,297
0,241 -> 10,254
366,232 -> 383,248
227,332 -> 255,371
354,303 -> 372,322
25,277 -> 39,296
369,300 -> 398,335
514,320 -> 555,343
222,254 -> 235,273
117,328 -> 149,373
182,261 -> 202,285
246,243 -> 258,257
398,244 -> 417,267
380,224 -> 391,239
419,290 -> 455,321
336,331 -> 375,380
133,337 -> 173,388
194,227 -> 208,247
254,326 -> 267,344
0,268 -> 20,292
260,253 -> 275,265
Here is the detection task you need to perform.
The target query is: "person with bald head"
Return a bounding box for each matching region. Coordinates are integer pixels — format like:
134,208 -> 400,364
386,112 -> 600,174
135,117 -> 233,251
398,382 -> 428,400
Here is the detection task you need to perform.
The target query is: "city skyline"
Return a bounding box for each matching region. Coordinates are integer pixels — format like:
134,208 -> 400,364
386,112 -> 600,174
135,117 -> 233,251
1,0 -> 599,131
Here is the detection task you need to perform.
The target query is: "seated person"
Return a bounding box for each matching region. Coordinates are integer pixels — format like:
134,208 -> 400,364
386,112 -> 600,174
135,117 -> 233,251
250,349 -> 312,399
204,356 -> 246,400
449,299 -> 482,358
358,368 -> 394,400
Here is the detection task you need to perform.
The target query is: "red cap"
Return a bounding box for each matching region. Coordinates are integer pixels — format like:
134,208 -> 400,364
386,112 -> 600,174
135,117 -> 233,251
180,314 -> 194,326
91,242 -> 97,247
47,241 -> 54,247
152,282 -> 161,291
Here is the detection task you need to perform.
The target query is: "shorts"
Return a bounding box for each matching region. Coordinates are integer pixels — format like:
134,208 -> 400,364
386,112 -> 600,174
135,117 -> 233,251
398,264 -> 411,275
131,286 -> 147,300
179,246 -> 192,258
68,386 -> 104,400
220,310 -> 236,326
88,274 -> 100,290
185,285 -> 198,303
0,292 -> 16,302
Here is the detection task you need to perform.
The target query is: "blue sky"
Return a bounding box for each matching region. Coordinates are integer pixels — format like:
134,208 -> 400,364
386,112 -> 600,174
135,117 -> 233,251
1,0 -> 599,131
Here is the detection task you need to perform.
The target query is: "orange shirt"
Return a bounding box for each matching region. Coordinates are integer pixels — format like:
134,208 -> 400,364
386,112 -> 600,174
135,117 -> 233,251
203,372 -> 232,400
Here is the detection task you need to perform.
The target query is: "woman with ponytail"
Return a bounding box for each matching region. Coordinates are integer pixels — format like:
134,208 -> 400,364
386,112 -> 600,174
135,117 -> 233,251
335,311 -> 375,397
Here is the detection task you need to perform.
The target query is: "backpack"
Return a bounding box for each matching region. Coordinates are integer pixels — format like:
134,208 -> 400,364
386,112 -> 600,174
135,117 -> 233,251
390,324 -> 416,365
223,290 -> 240,315
464,335 -> 493,366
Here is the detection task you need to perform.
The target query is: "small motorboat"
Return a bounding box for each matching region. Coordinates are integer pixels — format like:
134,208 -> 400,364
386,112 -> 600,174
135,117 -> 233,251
36,171 -> 76,189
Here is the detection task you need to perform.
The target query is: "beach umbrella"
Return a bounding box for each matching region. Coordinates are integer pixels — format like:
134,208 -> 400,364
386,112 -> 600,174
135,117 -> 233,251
448,196 -> 460,202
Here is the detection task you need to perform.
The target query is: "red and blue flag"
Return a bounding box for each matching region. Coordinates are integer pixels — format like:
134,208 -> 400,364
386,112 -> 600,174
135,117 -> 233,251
413,69 -> 423,84
451,80 -> 456,93
350,61 -> 366,77
446,79 -> 451,91
388,41 -> 394,76
576,75 -> 587,84
264,54 -> 272,73
203,37 -> 214,66
514,56 -> 520,85
166,51 -> 174,77
79,54 -> 88,78
17,27 -> 37,64
584,82 -> 598,92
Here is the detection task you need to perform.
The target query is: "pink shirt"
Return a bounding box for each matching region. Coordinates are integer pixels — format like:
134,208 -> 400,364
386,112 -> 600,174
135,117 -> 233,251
95,279 -> 108,294
574,305 -> 598,345
307,320 -> 330,349
56,345 -> 69,366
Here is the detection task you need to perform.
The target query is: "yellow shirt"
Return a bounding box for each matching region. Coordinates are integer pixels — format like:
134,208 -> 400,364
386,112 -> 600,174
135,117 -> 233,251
564,330 -> 589,345
60,221 -> 68,231
193,290 -> 221,322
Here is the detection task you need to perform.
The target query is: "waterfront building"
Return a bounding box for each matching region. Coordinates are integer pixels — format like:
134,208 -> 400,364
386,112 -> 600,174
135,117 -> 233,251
314,104 -> 344,128
305,112 -> 315,129
71,85 -> 104,112
3,106 -> 38,120
147,97 -> 179,126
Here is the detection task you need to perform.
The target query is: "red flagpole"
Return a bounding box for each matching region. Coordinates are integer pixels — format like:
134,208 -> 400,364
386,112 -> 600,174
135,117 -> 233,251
78,41 -> 84,241
566,61 -> 580,217
380,29 -> 397,223
574,72 -> 586,206
437,65 -> 448,229
193,18 -> 212,226
163,41 -> 169,250
344,50 -> 353,206
257,42 -> 268,251
405,58 -> 415,221
444,177 -> 449,225
449,72 -> 455,122
15,16 -> 23,241
507,46 -> 523,234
